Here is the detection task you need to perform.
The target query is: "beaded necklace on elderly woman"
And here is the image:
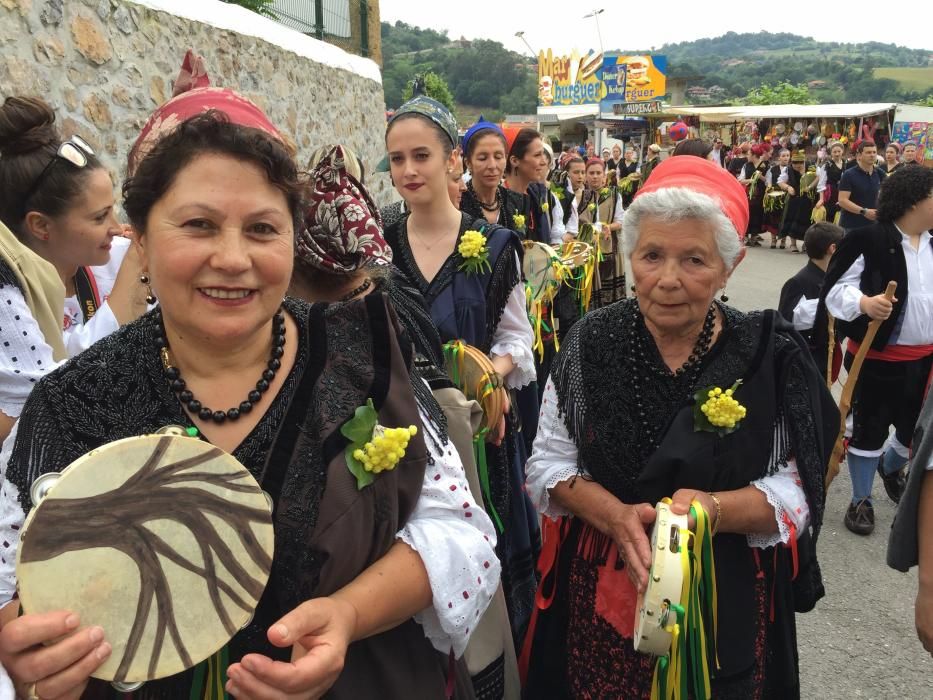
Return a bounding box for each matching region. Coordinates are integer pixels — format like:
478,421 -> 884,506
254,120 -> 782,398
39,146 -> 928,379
157,308 -> 286,423
627,303 -> 717,450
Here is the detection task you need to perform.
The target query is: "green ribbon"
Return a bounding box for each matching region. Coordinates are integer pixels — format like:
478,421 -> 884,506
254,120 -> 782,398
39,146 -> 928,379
189,645 -> 230,700
474,435 -> 504,533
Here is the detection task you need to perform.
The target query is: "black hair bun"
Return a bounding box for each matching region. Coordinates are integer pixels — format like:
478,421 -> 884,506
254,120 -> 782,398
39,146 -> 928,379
0,96 -> 60,158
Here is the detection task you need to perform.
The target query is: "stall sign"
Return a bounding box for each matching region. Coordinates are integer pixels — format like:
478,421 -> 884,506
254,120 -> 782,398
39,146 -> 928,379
608,101 -> 663,116
538,48 -> 606,107
599,54 -> 667,110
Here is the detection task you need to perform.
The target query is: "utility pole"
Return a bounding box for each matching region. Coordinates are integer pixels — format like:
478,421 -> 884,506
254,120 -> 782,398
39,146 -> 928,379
583,9 -> 604,54
514,31 -> 537,59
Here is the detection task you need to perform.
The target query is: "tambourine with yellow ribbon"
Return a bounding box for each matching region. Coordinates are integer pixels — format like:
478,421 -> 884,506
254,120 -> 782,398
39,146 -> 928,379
635,499 -> 719,700
16,428 -> 275,694
522,241 -> 568,359
763,187 -> 786,213
442,341 -> 510,532
560,240 -> 596,315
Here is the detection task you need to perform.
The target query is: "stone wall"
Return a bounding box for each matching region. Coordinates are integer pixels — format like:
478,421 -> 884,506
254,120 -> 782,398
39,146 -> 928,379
0,0 -> 393,203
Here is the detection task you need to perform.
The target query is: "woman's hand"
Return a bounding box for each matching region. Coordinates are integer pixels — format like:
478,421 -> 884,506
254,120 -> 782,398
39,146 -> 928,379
607,502 -> 656,593
226,597 -> 357,700
562,233 -> 576,244
916,586 -> 933,656
669,489 -> 716,531
0,610 -> 111,700
859,293 -> 896,321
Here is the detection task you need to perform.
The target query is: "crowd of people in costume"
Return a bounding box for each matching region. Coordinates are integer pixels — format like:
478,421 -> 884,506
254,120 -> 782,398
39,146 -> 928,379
0,46 -> 930,700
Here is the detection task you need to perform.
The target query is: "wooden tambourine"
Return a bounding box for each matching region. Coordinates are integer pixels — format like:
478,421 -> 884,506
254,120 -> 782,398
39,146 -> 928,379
522,240 -> 564,303
16,429 -> 275,685
560,241 -> 593,269
634,501 -> 689,656
442,341 -> 508,436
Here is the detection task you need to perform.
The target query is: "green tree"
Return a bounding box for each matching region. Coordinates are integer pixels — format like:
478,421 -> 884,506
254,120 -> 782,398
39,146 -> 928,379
220,0 -> 277,18
402,72 -> 456,112
743,81 -> 815,105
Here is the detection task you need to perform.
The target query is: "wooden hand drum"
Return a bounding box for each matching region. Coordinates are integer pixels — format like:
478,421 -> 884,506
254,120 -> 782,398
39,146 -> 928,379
16,431 -> 275,684
442,342 -> 507,436
522,241 -> 563,304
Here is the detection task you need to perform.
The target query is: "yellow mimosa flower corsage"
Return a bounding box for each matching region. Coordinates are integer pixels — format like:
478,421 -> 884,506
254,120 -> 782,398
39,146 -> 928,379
457,230 -> 492,275
694,380 -> 747,435
342,398 -> 419,489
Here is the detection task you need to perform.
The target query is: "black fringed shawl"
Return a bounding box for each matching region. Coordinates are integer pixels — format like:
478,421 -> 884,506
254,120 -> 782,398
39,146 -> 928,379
384,213 -> 522,356
551,299 -> 833,537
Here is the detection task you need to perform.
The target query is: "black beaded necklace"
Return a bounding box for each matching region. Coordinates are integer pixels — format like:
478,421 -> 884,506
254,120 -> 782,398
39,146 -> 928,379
467,180 -> 503,212
626,303 -> 717,449
157,309 -> 286,424
339,277 -> 372,302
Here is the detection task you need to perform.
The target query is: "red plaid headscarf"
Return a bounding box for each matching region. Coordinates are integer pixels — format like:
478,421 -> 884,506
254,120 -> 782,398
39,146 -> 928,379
297,145 -> 392,274
127,50 -> 281,175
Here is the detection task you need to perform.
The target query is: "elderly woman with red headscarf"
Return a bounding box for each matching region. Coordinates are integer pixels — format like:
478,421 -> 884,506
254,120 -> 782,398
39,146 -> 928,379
521,157 -> 837,699
0,59 -> 499,700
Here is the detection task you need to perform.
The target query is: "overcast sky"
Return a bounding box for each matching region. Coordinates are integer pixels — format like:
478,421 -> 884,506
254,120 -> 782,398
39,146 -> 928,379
380,0 -> 931,56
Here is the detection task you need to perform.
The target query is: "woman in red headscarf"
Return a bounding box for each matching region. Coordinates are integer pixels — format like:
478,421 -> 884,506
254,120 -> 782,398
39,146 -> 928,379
521,157 -> 836,699
0,57 -> 498,700
737,144 -> 770,246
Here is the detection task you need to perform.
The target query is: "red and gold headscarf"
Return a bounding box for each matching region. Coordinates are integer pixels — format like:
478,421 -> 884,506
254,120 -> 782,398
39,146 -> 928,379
127,50 -> 281,175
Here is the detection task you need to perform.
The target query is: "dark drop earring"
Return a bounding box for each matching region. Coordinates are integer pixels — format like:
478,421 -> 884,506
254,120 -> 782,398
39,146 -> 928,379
141,274 -> 157,305
720,288 -> 729,303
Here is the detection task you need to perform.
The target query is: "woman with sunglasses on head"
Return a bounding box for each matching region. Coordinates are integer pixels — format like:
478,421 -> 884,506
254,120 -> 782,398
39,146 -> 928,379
0,97 -> 147,440
381,97 -> 540,670
0,97 -> 147,352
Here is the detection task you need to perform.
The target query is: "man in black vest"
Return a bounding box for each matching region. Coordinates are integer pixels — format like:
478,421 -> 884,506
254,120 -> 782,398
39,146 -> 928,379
778,222 -> 843,364
816,165 -> 933,535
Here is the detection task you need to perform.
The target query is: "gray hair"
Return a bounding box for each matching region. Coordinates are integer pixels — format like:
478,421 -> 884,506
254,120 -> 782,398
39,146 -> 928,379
622,187 -> 742,268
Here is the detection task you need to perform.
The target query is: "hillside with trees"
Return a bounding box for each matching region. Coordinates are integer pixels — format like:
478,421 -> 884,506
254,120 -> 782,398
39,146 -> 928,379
380,23 -> 932,115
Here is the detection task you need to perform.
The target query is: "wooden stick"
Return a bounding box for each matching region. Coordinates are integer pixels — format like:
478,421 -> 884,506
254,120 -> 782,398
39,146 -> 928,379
826,281 -> 897,489
826,314 -> 836,391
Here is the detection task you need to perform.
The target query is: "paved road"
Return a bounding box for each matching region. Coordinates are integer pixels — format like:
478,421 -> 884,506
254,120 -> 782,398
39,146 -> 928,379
728,246 -> 932,699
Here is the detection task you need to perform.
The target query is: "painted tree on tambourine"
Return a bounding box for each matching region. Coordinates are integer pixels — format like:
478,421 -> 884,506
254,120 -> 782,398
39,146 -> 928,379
20,436 -> 273,682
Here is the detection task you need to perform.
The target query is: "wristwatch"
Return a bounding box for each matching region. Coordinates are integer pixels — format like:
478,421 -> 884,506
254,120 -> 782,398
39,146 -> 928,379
860,207 -> 867,216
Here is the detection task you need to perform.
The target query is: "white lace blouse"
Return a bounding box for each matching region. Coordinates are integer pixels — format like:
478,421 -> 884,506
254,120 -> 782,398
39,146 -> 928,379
0,388 -> 499,659
526,380 -> 810,549
489,254 -> 536,390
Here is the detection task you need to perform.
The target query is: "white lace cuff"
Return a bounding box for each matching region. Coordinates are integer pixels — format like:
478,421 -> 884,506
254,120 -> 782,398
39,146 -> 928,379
490,340 -> 536,389
396,410 -> 499,657
748,458 -> 809,549
526,380 -> 590,517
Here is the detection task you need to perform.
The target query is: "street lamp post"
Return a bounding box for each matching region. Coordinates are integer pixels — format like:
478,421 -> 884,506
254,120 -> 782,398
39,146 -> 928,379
583,9 -> 605,53
514,31 -> 537,59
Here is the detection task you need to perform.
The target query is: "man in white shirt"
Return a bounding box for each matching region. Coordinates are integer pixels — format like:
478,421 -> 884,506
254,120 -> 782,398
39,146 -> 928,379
817,165 -> 933,535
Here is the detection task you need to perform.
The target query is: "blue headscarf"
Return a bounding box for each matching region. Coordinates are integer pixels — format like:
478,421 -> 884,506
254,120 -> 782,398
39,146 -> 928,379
461,116 -> 505,157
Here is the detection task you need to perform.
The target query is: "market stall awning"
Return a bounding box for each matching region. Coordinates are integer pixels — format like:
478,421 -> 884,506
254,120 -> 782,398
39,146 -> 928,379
537,105 -> 600,122
665,103 -> 898,122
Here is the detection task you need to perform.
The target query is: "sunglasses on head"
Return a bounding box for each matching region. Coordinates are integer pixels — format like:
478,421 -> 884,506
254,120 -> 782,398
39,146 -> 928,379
23,135 -> 94,203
